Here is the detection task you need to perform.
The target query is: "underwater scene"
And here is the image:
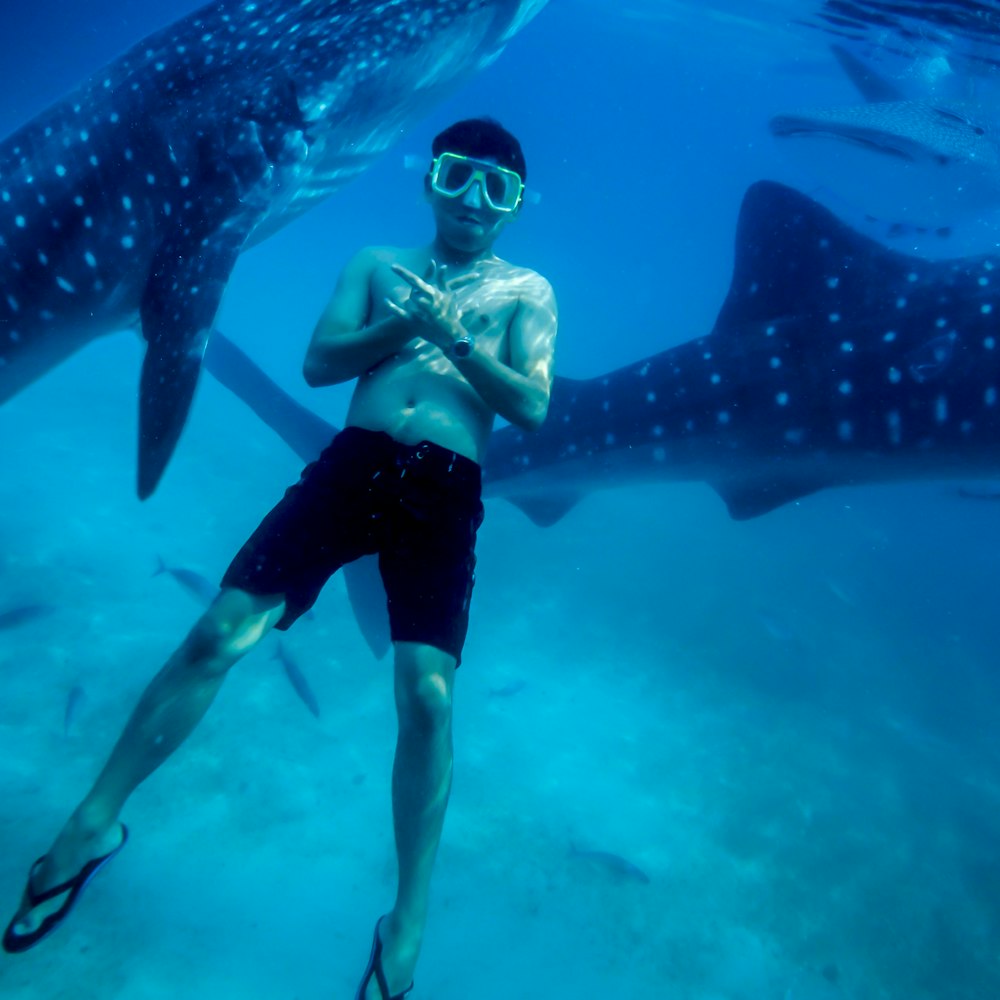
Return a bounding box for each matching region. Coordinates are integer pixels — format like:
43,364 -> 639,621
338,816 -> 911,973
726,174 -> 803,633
2,1 -> 1000,997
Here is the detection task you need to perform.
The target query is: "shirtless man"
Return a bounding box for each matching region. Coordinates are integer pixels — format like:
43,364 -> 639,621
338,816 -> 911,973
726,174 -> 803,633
3,118 -> 558,999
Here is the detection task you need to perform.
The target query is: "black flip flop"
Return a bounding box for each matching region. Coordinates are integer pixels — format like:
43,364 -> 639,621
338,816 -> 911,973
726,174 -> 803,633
2,824 -> 129,953
354,916 -> 414,1000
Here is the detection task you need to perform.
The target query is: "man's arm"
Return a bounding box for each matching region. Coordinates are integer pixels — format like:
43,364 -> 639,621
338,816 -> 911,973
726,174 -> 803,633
303,248 -> 413,387
452,279 -> 557,431
390,263 -> 558,431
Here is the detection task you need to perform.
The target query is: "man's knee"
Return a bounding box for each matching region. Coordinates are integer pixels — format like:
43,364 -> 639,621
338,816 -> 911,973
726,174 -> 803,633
394,642 -> 455,730
183,588 -> 285,673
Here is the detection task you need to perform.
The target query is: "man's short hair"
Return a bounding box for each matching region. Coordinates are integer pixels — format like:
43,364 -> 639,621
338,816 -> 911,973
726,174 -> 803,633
431,118 -> 527,182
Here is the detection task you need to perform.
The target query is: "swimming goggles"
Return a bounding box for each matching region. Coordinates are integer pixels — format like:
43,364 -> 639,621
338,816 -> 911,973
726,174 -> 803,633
429,152 -> 524,213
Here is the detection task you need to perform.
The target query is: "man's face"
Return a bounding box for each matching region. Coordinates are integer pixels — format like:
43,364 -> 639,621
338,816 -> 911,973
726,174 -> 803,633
426,152 -> 522,254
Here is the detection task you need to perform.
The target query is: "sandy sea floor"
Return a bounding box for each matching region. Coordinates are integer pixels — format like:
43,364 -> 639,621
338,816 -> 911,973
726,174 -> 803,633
2,340 -> 999,999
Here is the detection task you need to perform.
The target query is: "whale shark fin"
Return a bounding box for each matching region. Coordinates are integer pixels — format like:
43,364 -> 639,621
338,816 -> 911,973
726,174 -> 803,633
137,235 -> 247,498
203,332 -> 337,463
344,556 -> 392,660
137,120 -> 278,498
709,476 -> 829,521
830,44 -> 906,103
504,492 -> 583,526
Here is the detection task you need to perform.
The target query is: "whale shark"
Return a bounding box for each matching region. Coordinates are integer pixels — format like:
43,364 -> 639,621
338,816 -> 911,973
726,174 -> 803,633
210,179 -> 1000,522
488,179 -> 1000,522
0,0 -> 548,497
769,45 -> 1000,234
204,178 -> 1000,652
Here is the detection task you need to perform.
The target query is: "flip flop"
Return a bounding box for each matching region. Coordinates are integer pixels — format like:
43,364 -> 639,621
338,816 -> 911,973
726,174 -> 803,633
354,916 -> 414,1000
2,824 -> 129,953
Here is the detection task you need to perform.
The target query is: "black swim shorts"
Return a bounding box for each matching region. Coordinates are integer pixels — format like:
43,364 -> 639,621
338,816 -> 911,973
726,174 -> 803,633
221,426 -> 484,662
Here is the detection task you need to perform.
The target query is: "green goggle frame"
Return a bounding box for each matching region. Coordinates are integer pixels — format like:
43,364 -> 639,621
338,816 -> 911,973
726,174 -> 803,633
429,152 -> 524,213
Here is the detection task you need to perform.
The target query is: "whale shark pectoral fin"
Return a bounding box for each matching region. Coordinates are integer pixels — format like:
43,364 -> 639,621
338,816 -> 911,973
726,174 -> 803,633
203,332 -> 337,463
344,556 -> 392,660
830,44 -> 906,103
137,225 -> 256,499
709,475 -> 829,521
503,492 -> 583,527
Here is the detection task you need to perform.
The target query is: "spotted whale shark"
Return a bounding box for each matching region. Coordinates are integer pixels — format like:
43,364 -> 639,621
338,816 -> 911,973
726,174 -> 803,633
0,0 -> 548,497
488,179 -> 1000,522
769,45 -> 1000,233
211,179 -> 1000,523
206,178 -> 1000,655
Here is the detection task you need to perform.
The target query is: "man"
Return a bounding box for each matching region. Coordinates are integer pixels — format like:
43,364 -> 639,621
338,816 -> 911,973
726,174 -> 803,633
3,117 -> 558,999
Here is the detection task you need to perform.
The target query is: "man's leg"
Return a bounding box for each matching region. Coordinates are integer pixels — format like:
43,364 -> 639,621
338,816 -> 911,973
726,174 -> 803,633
7,587 -> 285,939
363,640 -> 456,1000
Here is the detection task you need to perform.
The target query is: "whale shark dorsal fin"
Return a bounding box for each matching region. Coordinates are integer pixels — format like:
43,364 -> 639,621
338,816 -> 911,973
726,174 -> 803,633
711,179 -> 906,339
504,493 -> 583,526
831,44 -> 906,103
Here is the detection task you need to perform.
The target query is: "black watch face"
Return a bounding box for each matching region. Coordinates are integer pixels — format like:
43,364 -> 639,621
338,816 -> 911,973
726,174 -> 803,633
453,338 -> 473,357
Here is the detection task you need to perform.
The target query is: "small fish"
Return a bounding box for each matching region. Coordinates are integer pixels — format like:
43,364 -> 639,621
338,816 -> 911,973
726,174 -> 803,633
569,843 -> 650,884
274,642 -> 321,720
64,684 -> 86,736
0,603 -> 56,630
825,578 -> 857,608
754,608 -> 797,643
488,679 -> 527,698
153,556 -> 219,606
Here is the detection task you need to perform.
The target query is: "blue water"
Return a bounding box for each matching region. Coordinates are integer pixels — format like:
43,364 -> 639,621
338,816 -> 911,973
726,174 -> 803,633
2,2 -> 1000,998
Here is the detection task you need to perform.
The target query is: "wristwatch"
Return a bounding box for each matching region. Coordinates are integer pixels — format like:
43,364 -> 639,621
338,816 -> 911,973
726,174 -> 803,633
451,335 -> 474,359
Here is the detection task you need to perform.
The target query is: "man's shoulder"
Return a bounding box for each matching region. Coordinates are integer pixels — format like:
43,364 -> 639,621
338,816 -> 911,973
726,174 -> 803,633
491,258 -> 555,301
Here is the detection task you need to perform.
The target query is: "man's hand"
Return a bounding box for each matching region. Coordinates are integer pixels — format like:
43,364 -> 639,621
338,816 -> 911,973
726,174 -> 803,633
386,261 -> 480,353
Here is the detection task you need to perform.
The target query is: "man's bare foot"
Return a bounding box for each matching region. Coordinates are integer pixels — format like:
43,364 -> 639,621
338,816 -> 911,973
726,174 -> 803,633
5,821 -> 126,944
